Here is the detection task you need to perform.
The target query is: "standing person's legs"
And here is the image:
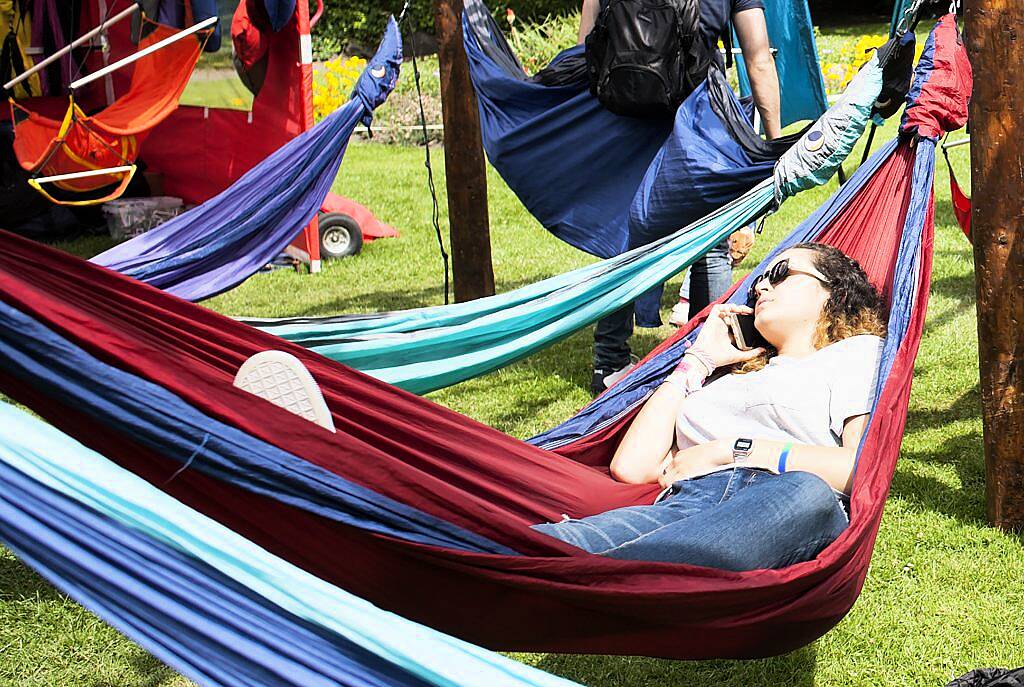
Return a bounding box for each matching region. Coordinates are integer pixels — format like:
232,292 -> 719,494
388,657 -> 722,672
669,270 -> 692,326
687,238 -> 734,320
533,469 -> 849,571
591,302 -> 635,395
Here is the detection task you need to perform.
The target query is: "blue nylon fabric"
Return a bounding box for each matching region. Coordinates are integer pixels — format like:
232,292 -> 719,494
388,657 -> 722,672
265,0 -> 298,32
90,19 -> 403,303
626,79 -> 778,247
0,300 -> 513,556
0,462 -> 435,687
463,0 -> 798,273
851,137 -> 934,472
901,27 -> 936,130
735,0 -> 828,125
0,403 -> 583,687
530,135 -> 912,450
465,33 -> 669,260
190,0 -> 222,52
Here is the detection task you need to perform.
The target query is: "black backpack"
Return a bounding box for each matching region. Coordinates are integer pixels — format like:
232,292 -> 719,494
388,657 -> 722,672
585,0 -> 706,118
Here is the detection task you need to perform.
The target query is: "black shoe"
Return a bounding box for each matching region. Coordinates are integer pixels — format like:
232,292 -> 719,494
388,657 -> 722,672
590,368 -> 611,397
590,356 -> 639,397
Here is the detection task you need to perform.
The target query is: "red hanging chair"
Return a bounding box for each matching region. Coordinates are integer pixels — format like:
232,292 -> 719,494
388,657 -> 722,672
8,10 -> 212,205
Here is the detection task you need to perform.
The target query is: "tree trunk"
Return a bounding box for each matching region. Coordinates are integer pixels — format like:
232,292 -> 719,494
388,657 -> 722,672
433,0 -> 495,302
966,0 -> 1024,529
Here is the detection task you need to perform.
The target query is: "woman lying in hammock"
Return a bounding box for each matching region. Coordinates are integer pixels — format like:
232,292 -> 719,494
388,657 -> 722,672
533,243 -> 887,571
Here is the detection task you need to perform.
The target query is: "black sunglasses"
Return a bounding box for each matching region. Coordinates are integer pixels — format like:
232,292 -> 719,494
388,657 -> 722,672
747,258 -> 831,303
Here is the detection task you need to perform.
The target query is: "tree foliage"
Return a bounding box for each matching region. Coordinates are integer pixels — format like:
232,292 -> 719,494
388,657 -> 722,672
313,0 -> 578,57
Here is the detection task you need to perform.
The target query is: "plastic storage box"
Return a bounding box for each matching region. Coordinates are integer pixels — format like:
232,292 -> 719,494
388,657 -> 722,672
103,196 -> 184,240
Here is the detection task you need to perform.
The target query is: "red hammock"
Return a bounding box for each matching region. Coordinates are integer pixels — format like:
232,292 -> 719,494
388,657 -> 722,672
0,16 -> 969,661
9,14 -> 210,204
945,149 -> 972,240
0,141 -> 933,659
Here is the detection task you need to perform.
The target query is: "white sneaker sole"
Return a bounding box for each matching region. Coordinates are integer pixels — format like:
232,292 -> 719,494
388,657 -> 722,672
668,301 -> 690,327
233,350 -> 336,433
603,361 -> 637,389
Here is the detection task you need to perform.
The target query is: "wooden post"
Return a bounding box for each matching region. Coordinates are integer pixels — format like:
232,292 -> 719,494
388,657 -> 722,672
434,0 -> 495,302
966,0 -> 1024,529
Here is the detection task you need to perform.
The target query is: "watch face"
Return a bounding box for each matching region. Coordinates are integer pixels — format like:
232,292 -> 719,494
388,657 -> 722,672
734,438 -> 753,452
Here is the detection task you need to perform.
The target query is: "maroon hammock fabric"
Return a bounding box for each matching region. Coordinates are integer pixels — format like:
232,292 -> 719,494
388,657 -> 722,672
0,138 -> 932,658
947,159 -> 972,239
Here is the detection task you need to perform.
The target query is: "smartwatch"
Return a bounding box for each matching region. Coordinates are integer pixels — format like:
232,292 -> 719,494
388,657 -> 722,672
732,438 -> 754,465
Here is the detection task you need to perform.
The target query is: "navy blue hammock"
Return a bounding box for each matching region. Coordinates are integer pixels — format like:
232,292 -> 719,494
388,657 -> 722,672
462,0 -> 825,324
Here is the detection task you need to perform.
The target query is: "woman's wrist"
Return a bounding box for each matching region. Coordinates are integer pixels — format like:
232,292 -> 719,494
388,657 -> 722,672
738,438 -> 792,473
663,356 -> 709,394
683,348 -> 716,377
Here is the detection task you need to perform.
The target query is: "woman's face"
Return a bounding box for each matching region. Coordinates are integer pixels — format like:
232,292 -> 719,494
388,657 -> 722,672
751,248 -> 831,347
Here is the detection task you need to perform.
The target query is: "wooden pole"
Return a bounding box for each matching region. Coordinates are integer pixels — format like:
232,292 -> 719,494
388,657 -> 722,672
433,0 -> 495,302
966,0 -> 1024,530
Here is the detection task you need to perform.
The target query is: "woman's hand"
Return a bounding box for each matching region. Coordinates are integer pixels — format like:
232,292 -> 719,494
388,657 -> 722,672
658,439 -> 733,488
689,304 -> 765,371
728,227 -> 756,267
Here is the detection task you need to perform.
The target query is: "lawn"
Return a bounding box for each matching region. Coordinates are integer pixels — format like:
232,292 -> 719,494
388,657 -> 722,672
3,36 -> 1023,687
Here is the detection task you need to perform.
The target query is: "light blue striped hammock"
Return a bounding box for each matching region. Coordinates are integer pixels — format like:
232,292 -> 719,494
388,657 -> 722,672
0,401 -> 580,687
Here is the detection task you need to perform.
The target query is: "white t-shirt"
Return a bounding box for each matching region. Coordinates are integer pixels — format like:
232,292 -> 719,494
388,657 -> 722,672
675,334 -> 884,452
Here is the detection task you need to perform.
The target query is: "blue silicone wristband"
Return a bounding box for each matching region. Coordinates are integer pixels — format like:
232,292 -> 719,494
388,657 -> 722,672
777,443 -> 793,474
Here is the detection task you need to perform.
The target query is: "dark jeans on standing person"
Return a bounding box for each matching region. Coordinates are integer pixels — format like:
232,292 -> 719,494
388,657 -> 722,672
686,238 -> 734,320
532,468 -> 849,570
592,238 -> 733,373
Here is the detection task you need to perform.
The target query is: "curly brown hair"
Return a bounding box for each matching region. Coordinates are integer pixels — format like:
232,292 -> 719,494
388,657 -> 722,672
735,243 -> 887,374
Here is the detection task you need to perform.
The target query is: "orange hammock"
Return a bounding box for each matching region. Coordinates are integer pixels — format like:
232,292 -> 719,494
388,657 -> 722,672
9,14 -> 211,205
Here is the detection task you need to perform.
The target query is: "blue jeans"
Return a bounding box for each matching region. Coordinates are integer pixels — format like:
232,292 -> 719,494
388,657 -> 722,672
686,238 -> 733,319
533,469 -> 849,570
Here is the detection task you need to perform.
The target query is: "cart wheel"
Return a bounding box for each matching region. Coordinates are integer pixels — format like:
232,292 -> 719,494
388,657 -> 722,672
318,212 -> 363,259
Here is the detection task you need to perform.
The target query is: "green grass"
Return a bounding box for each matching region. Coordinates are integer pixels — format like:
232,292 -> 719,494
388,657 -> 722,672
3,102 -> 1020,686
179,74 -> 254,111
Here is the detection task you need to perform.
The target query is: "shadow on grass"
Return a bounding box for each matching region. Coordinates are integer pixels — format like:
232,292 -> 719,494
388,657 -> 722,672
0,552 -> 64,603
890,382 -> 987,525
891,430 -> 987,526
89,650 -> 180,687
535,644 -> 817,687
286,274 -> 568,318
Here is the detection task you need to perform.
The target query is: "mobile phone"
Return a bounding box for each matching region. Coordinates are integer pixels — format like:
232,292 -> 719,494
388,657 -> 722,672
725,313 -> 768,351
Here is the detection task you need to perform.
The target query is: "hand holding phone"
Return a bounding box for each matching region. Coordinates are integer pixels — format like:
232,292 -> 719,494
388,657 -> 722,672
724,312 -> 768,351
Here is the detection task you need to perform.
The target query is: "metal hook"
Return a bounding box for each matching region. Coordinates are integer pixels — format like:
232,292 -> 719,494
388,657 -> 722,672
895,0 -> 924,37
397,0 -> 412,24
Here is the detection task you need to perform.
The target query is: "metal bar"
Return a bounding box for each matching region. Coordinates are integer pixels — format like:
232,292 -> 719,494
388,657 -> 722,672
97,0 -> 116,106
69,16 -> 217,91
718,47 -> 778,55
942,136 -> 971,150
3,2 -> 139,91
33,165 -> 134,184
